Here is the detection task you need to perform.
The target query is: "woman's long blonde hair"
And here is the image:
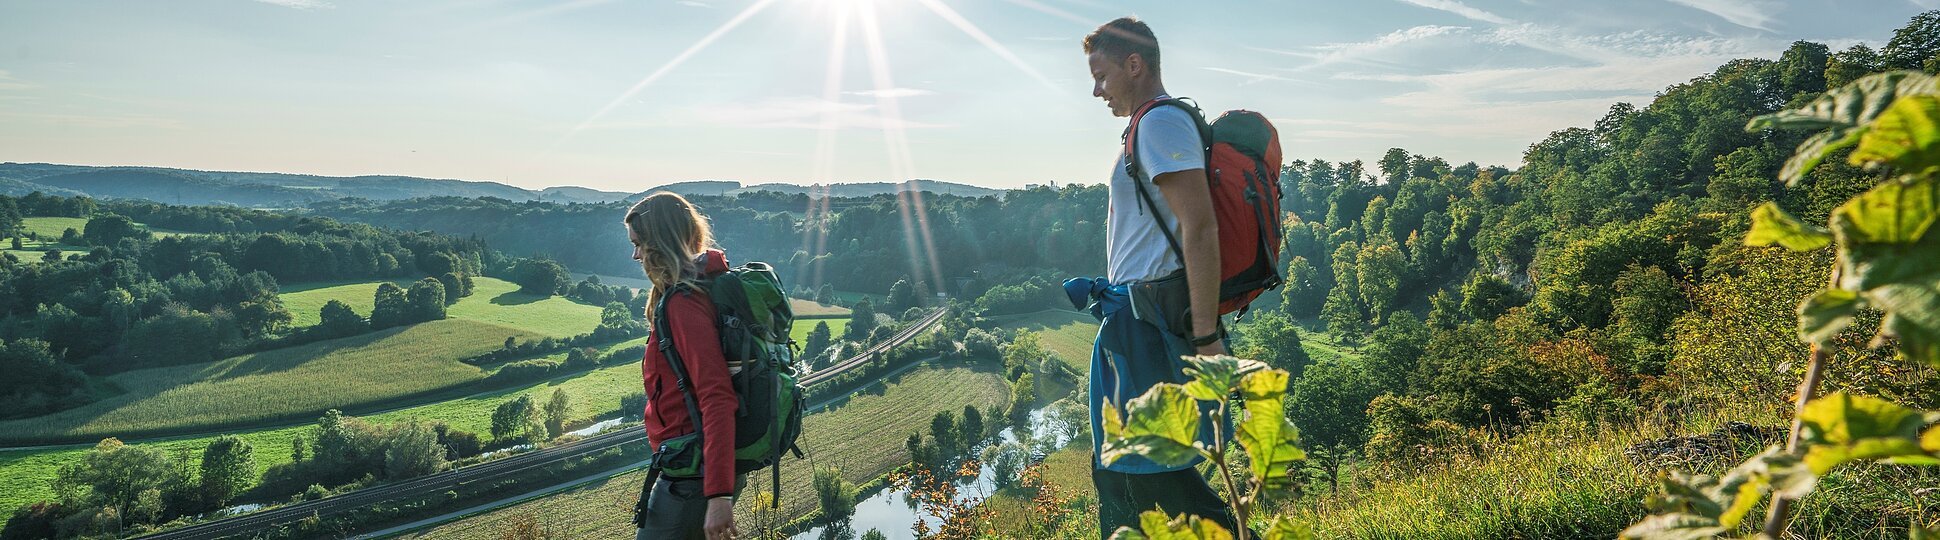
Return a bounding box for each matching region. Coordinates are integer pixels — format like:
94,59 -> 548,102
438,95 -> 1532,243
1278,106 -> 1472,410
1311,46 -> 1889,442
623,192 -> 715,322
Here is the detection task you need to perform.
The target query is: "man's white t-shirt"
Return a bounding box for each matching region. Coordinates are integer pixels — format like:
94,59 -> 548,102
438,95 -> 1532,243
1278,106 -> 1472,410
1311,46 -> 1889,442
1106,100 -> 1205,285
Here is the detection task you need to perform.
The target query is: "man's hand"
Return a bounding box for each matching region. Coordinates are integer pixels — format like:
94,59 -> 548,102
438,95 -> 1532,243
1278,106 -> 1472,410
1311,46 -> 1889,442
1154,168 -> 1221,343
705,497 -> 737,540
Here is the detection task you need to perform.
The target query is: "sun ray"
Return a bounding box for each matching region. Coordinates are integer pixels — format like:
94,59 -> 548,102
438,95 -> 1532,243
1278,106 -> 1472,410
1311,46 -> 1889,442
564,0 -> 784,138
910,0 -> 1063,93
855,1 -> 937,297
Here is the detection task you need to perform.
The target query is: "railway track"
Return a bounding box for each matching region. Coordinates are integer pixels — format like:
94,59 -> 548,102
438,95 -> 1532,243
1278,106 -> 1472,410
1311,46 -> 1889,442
133,307 -> 949,540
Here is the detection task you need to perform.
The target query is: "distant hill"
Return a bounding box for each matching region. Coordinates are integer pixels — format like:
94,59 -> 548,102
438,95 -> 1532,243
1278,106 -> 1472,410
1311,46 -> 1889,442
0,163 -> 1005,207
643,179 -> 1002,199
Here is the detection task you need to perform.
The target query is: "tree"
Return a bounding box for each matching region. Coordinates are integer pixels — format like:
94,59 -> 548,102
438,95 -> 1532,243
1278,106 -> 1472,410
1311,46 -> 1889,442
54,438 -> 182,519
409,278 -> 447,322
960,405 -> 984,450
887,278 -> 916,312
845,298 -> 877,341
544,389 -> 571,439
1884,9 -> 1940,70
199,436 -> 255,508
930,411 -> 959,454
599,301 -> 636,331
81,215 -> 145,246
1280,256 -> 1327,318
319,299 -> 367,337
1355,241 -> 1407,324
382,421 -> 447,479
492,395 -> 544,442
512,258 -> 569,296
125,304 -> 219,367
1460,273 -> 1527,321
438,272 -> 465,304
1234,311 -> 1312,377
803,321 -> 832,363
371,282 -> 410,329
981,442 -> 1028,489
1320,285 -> 1367,344
812,465 -> 856,519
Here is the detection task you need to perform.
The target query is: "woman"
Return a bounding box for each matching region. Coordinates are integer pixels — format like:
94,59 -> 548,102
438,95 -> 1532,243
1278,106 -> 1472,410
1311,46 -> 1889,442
626,192 -> 741,540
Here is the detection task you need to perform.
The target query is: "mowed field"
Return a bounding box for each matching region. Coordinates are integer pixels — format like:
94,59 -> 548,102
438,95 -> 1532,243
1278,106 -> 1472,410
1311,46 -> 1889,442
396,362 -> 1012,539
0,337 -> 653,522
991,309 -> 1096,374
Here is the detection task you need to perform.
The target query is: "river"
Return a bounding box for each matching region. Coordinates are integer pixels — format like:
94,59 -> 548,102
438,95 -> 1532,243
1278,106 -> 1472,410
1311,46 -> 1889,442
791,401 -> 1080,540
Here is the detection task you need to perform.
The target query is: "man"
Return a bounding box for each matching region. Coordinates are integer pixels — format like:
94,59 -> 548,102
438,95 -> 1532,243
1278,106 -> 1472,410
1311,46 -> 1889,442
1072,16 -> 1241,538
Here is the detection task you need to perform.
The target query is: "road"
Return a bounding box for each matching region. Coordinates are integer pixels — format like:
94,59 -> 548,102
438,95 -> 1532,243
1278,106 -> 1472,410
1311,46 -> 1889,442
131,307 -> 948,540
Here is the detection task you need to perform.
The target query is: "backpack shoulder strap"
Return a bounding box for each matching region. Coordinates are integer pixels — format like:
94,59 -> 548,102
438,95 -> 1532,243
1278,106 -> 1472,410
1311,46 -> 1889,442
1122,97 -> 1211,268
652,283 -> 707,438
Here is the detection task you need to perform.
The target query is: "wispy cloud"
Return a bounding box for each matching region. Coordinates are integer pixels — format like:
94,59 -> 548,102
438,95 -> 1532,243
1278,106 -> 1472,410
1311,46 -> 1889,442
0,70 -> 29,91
250,0 -> 332,10
1260,25 -> 1471,71
844,88 -> 936,98
682,97 -> 949,130
1395,0 -> 1512,25
1202,67 -> 1318,85
678,1 -> 711,8
1664,0 -> 1781,32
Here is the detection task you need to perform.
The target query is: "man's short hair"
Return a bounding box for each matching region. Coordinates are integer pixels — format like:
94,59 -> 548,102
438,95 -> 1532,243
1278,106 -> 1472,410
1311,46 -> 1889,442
1083,17 -> 1160,73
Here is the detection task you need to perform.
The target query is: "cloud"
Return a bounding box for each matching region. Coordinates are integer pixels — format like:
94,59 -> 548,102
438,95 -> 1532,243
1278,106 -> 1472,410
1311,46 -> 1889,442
1202,67 -> 1319,86
1395,0 -> 1513,25
844,88 -> 936,98
680,97 -> 950,130
1260,25 -> 1472,71
678,1 -> 711,7
250,0 -> 332,9
0,70 -> 29,92
1663,0 -> 1781,32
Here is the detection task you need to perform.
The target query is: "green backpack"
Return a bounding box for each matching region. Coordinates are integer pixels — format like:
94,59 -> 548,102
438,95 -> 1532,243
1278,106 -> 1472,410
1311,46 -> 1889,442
635,262 -> 805,518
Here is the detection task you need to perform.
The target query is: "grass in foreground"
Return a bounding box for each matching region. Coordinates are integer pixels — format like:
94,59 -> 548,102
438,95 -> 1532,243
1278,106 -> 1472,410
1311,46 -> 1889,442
0,337 -> 652,522
396,361 -> 1012,540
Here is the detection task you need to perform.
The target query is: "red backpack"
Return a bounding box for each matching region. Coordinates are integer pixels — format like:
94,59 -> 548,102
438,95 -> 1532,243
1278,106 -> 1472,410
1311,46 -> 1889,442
1124,97 -> 1285,316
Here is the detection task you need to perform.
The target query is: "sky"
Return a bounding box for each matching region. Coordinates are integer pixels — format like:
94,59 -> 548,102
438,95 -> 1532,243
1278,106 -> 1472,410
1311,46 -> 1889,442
0,0 -> 1935,192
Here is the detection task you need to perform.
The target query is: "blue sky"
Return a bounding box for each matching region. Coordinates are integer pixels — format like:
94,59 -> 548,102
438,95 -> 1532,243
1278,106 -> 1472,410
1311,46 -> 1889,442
0,0 -> 1933,191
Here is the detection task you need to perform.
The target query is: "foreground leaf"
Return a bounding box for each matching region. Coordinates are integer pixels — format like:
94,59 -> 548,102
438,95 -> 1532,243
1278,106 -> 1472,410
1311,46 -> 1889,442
1798,392 -> 1930,474
1617,513 -> 1732,540
1853,95 -> 1940,176
1101,385 -> 1205,468
1797,288 -> 1861,346
1235,369 -> 1304,487
1747,202 -> 1833,251
1109,510 -> 1235,540
1748,71 -> 1940,184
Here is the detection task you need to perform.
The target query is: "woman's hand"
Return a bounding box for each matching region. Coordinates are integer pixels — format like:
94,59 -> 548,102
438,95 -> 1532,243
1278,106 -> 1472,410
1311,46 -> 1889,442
704,497 -> 738,540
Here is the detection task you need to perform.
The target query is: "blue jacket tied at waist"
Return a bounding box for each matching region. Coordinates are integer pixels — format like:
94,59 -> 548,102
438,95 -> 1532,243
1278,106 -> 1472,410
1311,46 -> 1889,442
1063,276 -> 1224,474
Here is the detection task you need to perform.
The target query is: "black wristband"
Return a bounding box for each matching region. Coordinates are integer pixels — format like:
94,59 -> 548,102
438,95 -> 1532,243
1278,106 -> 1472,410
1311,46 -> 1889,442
1190,326 -> 1222,347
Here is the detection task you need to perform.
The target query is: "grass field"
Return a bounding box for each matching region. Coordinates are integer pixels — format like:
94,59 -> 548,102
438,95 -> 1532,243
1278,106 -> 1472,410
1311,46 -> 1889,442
396,361 -> 1013,539
0,337 -> 653,522
790,318 -> 850,347
991,309 -> 1096,374
0,318 -> 537,445
18,216 -> 89,239
791,300 -> 851,318
281,277 -> 603,338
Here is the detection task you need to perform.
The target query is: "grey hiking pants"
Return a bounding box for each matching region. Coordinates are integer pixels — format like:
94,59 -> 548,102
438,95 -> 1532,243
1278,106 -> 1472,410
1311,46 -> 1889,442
635,473 -> 745,540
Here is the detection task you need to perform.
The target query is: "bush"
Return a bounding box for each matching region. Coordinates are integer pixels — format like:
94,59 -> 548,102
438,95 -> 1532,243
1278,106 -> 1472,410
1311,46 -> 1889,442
812,465 -> 856,519
493,359 -> 561,382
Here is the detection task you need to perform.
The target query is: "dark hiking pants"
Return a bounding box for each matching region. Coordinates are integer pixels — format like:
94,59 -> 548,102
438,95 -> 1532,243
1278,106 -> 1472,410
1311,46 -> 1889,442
635,474 -> 744,540
1093,466 -> 1241,538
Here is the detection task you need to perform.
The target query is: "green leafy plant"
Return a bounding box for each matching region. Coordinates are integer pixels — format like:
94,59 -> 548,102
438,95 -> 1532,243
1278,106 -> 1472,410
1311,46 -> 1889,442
1622,70 -> 1940,540
1100,355 -> 1313,540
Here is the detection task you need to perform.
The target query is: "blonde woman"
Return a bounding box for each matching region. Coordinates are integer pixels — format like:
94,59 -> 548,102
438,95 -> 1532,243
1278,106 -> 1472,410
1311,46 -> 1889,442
625,192 -> 742,540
